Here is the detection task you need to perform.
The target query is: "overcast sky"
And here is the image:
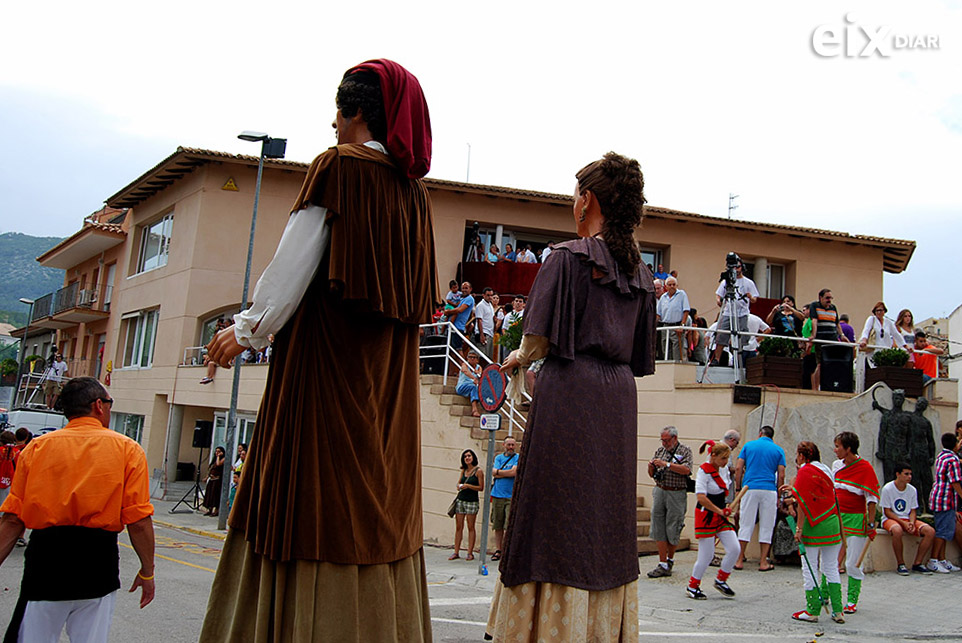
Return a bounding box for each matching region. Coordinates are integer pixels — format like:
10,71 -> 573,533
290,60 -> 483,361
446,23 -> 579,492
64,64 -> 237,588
1,1 -> 959,321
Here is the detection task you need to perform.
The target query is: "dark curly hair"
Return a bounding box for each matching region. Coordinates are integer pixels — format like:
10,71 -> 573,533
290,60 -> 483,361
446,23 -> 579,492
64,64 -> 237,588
336,70 -> 387,144
575,152 -> 645,275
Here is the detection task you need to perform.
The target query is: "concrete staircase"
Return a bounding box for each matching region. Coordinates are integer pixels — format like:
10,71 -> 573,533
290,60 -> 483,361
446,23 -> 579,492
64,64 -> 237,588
423,373 -> 689,556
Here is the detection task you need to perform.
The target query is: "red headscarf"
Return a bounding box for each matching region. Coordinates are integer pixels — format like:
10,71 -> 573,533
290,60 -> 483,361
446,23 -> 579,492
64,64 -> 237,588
345,59 -> 432,180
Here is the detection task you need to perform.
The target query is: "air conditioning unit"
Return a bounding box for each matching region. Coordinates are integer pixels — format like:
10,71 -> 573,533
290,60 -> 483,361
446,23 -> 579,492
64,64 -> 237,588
78,289 -> 98,307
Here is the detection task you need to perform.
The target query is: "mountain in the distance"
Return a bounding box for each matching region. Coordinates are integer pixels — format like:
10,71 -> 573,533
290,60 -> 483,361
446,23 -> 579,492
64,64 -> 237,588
0,232 -> 66,327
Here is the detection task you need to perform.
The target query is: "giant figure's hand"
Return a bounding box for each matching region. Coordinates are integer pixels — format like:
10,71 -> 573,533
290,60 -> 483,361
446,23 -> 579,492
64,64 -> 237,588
207,327 -> 245,369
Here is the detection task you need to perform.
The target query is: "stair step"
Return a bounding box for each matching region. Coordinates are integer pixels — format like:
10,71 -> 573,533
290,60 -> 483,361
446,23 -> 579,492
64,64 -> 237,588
441,394 -> 470,406
636,496 -> 646,508
636,507 -> 650,521
636,523 -> 650,537
637,537 -> 690,555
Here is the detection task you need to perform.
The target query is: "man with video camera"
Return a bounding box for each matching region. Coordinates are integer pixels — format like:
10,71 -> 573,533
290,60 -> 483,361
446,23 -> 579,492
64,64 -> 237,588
711,253 -> 759,367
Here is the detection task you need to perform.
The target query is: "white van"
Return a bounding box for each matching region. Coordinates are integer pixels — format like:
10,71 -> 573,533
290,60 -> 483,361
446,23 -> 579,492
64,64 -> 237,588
3,409 -> 68,436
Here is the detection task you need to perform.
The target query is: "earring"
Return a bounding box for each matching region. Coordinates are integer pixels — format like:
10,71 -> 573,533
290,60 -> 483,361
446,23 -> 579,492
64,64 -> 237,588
578,207 -> 587,223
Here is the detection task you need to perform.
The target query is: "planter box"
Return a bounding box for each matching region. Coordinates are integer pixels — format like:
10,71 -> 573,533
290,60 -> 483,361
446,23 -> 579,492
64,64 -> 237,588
745,355 -> 804,388
865,366 -> 924,398
0,373 -> 14,387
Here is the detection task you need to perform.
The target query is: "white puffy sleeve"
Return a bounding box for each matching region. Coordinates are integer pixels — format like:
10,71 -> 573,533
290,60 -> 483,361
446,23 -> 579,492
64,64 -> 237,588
232,205 -> 330,350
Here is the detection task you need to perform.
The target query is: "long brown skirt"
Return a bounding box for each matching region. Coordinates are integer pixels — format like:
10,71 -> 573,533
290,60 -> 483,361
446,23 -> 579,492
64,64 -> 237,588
485,579 -> 638,642
200,530 -> 432,643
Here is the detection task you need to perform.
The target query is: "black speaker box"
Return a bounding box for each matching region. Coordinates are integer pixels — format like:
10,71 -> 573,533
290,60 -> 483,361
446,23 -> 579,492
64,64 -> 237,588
820,346 -> 854,393
193,420 -> 214,448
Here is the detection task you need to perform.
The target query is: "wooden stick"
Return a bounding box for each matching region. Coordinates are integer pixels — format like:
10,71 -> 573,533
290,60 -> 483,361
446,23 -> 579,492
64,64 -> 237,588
728,485 -> 750,514
856,532 -> 874,568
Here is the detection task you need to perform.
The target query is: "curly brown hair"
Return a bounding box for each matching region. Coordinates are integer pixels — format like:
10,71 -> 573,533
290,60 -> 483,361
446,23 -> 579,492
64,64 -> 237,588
575,152 -> 645,275
796,441 -> 820,463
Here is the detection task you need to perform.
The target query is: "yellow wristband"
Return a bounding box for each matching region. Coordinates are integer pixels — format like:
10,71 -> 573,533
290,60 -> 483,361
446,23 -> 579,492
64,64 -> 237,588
137,571 -> 154,581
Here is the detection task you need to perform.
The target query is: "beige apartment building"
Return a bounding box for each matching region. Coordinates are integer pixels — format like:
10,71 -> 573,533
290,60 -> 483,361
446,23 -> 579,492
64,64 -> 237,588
24,146 -> 916,495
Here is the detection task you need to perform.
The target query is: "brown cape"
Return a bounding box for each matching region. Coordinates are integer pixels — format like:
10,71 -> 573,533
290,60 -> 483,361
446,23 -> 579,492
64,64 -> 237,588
229,144 -> 440,564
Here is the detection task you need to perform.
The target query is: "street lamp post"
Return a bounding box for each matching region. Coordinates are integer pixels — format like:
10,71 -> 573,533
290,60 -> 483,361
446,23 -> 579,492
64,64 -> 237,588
218,132 -> 286,530
16,298 -> 35,406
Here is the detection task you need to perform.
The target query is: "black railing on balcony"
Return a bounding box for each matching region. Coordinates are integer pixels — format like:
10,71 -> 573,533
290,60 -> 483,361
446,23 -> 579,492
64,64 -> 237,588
31,293 -> 53,322
53,282 -> 114,315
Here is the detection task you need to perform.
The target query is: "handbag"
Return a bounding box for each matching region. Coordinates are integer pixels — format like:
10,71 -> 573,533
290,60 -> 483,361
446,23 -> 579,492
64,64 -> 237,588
447,496 -> 458,518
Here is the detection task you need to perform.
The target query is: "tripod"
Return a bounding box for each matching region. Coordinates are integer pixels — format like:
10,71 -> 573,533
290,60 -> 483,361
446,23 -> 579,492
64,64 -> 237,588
720,287 -> 744,384
169,446 -> 206,513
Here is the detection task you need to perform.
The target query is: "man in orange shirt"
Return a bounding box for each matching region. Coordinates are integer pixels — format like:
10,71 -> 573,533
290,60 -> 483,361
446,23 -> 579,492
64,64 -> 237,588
911,329 -> 943,384
0,377 -> 156,642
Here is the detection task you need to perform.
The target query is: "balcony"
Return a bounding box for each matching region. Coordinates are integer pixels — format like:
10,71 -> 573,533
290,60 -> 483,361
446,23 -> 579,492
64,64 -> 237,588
29,283 -> 113,329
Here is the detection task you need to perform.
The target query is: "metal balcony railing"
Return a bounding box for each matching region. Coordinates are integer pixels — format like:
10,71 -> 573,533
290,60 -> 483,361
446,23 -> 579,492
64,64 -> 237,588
53,282 -> 113,315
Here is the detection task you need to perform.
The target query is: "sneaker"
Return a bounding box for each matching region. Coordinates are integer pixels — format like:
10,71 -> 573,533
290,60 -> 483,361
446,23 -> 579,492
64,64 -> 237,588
831,612 -> 846,624
15,538 -> 26,548
896,564 -> 910,576
926,559 -> 941,572
647,565 -> 672,578
792,610 -> 818,623
713,579 -> 735,597
912,564 -> 933,575
843,603 -> 857,614
940,559 -> 961,572
933,561 -> 951,574
686,586 -> 707,600
199,377 -> 213,384
709,555 -> 722,567
667,559 -> 675,571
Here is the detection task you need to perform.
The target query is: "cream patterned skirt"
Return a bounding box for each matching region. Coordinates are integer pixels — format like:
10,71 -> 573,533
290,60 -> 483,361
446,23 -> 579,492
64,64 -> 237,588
485,579 -> 638,642
200,529 -> 432,643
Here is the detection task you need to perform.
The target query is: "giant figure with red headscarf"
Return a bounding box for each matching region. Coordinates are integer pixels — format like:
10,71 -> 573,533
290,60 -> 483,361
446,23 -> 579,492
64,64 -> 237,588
201,59 -> 438,642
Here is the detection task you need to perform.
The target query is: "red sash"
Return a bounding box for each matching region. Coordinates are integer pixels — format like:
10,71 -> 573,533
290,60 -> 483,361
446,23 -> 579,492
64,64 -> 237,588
833,457 -> 879,500
699,462 -> 728,495
792,463 -> 839,527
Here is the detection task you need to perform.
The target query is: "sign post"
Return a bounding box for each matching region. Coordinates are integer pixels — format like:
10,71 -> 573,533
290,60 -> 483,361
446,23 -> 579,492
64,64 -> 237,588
476,364 -> 507,576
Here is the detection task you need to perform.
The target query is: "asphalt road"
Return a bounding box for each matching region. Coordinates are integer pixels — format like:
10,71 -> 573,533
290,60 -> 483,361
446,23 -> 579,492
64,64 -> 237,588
1,525 -> 960,642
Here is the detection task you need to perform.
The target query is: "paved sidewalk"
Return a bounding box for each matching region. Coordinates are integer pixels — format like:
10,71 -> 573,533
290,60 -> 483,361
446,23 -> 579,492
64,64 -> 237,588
153,484 -> 962,640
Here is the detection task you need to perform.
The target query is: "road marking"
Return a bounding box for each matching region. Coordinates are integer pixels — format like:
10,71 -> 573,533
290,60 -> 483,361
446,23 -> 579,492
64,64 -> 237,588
120,542 -> 217,573
432,617 -> 487,627
429,597 -> 493,606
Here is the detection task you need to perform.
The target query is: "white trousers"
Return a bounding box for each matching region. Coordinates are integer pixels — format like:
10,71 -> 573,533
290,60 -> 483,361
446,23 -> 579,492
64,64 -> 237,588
19,591 -> 116,643
801,543 -> 841,590
737,489 -> 777,544
845,535 -> 867,581
692,530 -> 739,581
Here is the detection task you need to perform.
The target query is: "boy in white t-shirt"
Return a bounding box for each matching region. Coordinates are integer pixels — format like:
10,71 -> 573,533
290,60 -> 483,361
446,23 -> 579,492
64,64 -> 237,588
880,462 -> 936,575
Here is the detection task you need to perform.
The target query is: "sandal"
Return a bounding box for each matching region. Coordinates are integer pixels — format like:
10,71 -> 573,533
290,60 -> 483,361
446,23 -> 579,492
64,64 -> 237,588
448,553 -> 460,560
466,553 -> 475,561
491,550 -> 502,561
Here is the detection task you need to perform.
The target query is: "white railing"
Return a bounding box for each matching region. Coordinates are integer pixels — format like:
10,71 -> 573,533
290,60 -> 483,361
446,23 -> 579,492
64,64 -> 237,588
419,321 -> 530,435
183,346 -> 205,366
656,324 -> 940,391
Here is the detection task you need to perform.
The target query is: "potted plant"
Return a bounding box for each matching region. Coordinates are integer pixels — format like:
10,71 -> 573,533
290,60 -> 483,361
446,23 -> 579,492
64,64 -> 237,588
746,336 -> 804,388
0,358 -> 17,386
865,347 -> 923,397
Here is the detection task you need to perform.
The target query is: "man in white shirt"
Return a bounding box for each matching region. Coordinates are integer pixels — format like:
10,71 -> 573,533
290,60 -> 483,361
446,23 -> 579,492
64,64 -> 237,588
712,259 -> 759,366
517,245 -> 538,264
880,463 -> 936,575
504,295 -> 525,329
742,314 -> 772,366
43,353 -> 69,410
540,241 -> 554,263
474,287 -> 497,361
656,277 -> 690,361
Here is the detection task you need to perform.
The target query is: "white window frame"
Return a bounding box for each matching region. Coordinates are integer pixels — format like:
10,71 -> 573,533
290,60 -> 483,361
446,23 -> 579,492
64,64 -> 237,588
110,412 -> 144,443
211,411 -> 256,461
121,309 -> 159,369
136,214 -> 173,274
766,263 -> 786,300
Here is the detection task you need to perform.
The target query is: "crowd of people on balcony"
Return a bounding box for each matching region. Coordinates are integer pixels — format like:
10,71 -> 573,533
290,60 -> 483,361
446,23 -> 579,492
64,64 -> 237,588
467,237 -> 554,265
646,255 -> 946,392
